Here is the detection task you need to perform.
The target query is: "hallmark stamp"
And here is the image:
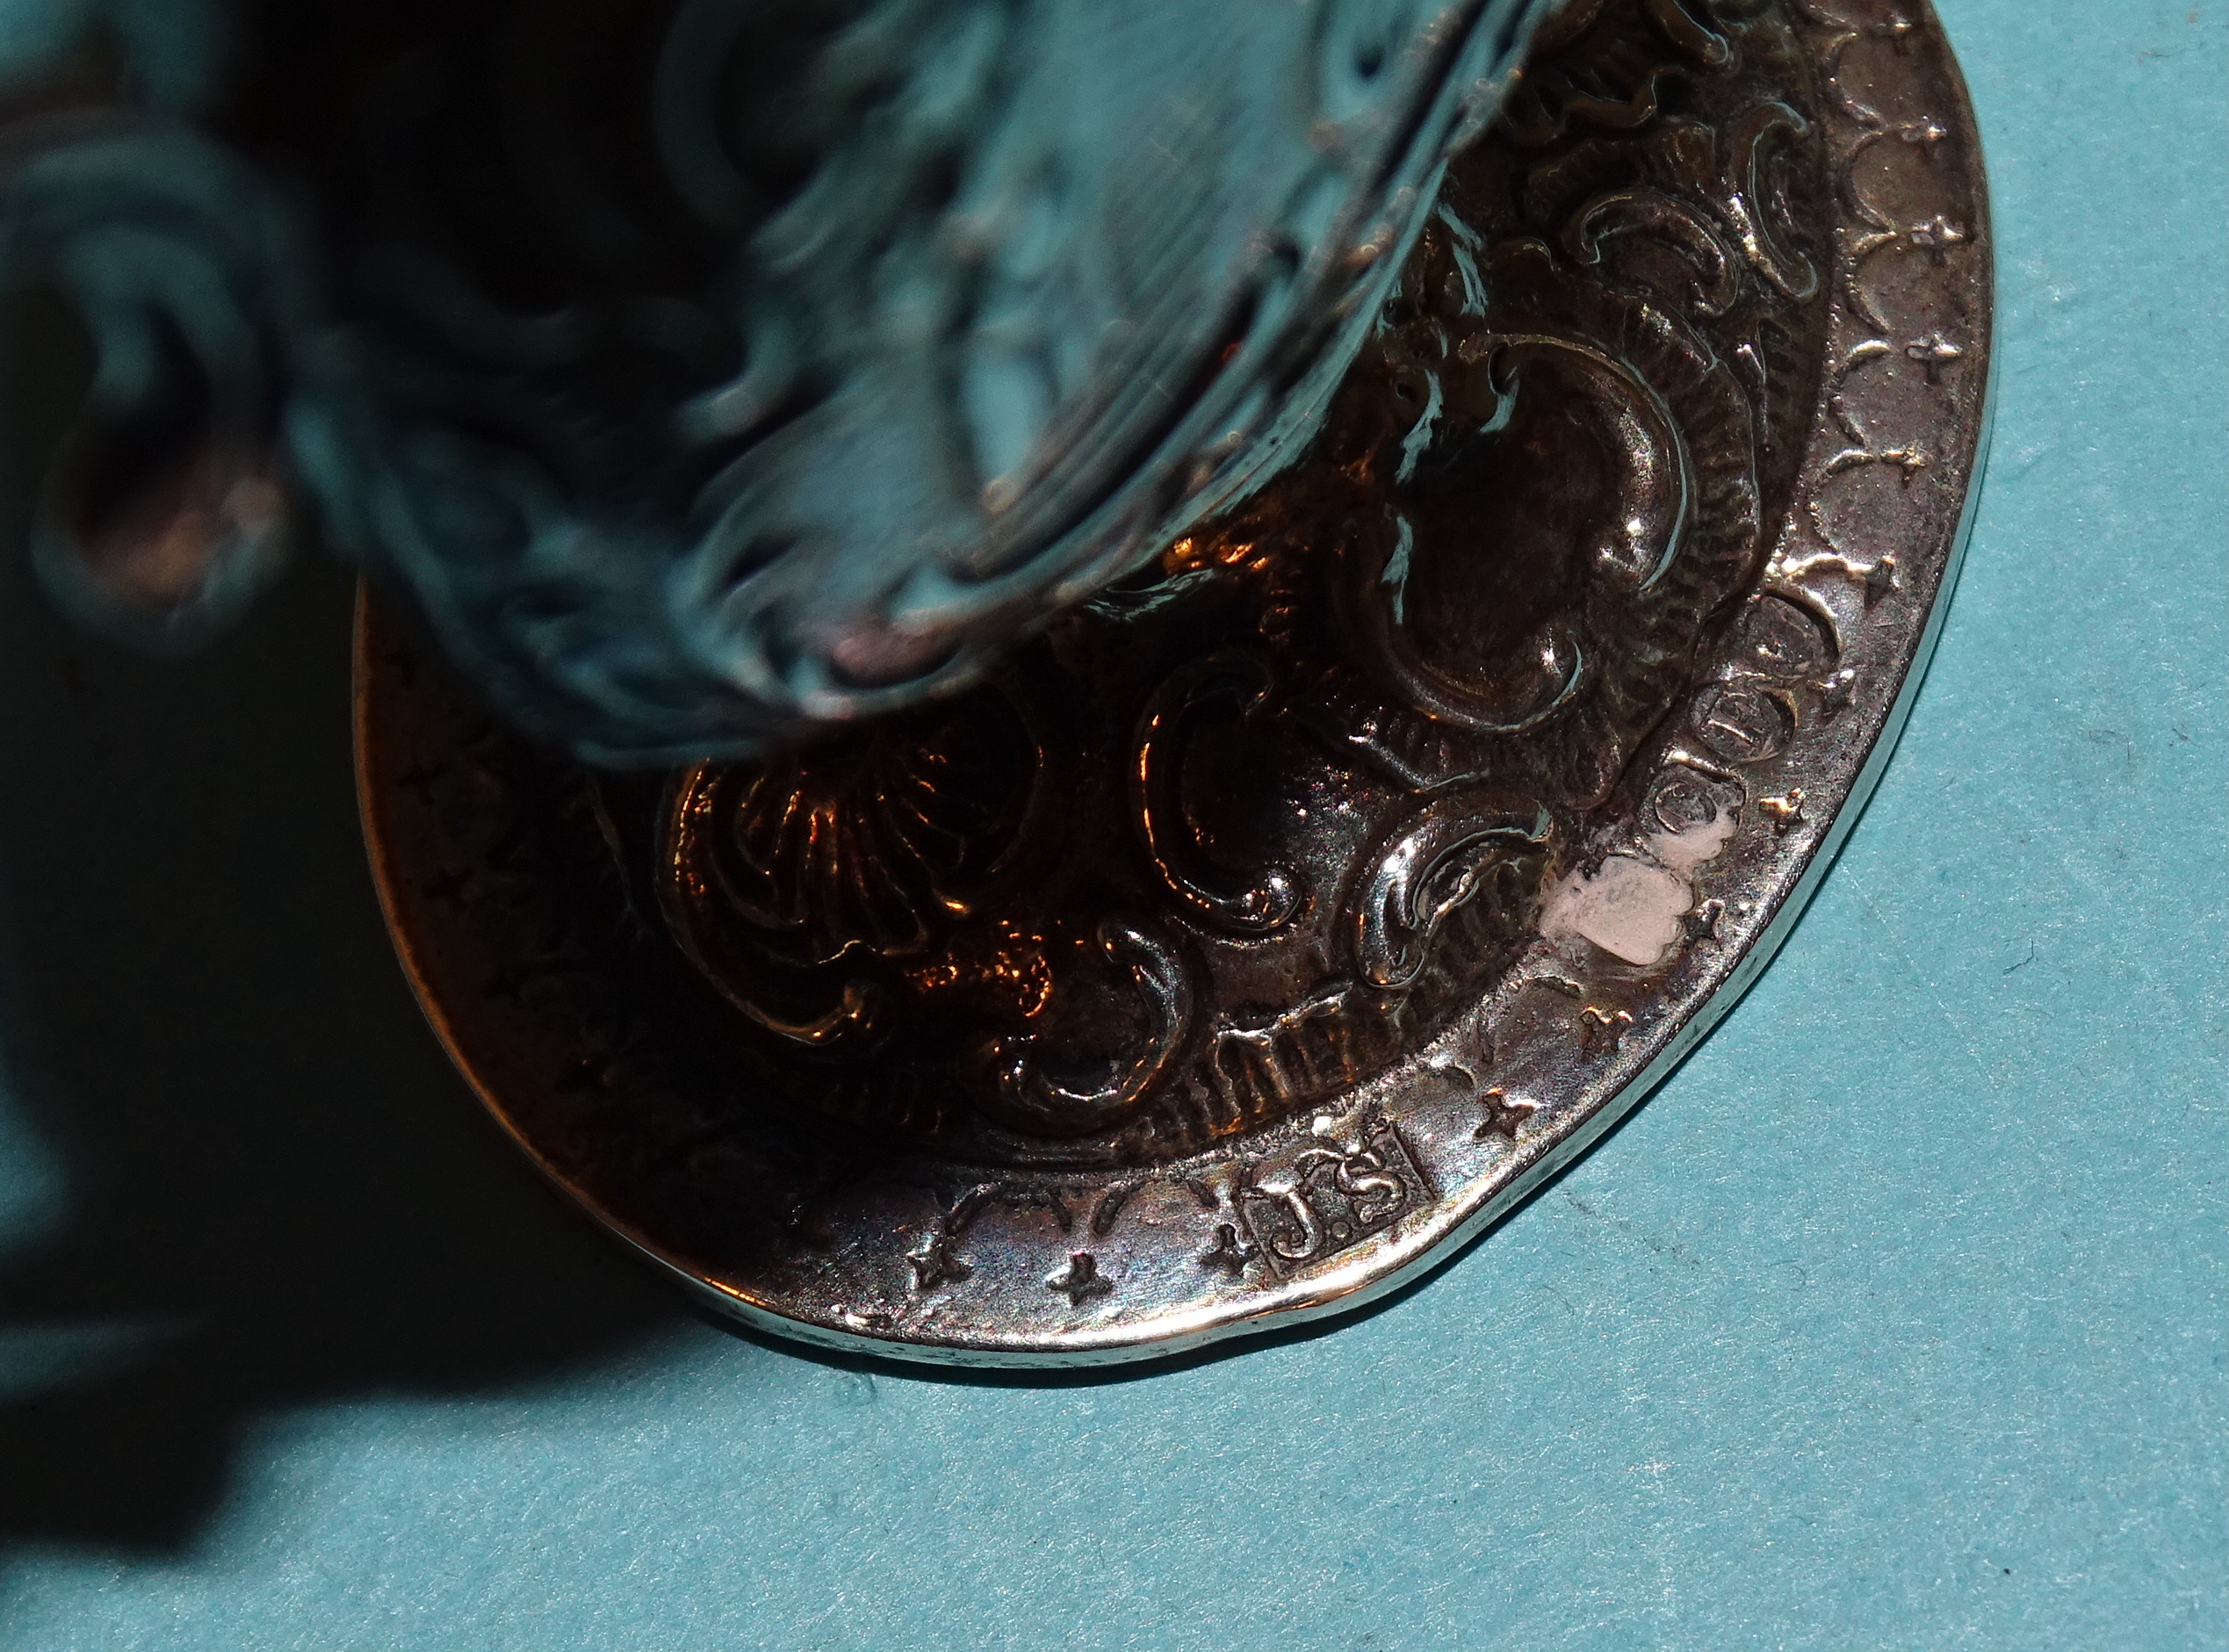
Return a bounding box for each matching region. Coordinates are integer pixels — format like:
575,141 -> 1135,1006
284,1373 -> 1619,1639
1235,1116 -> 1434,1279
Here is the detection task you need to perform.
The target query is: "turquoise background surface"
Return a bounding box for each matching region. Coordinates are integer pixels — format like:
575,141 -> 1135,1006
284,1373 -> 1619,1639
0,2 -> 2221,1647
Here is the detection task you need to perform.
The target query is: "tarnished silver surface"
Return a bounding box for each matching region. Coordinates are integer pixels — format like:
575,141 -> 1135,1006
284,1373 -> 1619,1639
359,0 -> 1990,1366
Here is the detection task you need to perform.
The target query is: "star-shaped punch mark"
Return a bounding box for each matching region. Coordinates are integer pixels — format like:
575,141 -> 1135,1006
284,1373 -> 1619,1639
1897,118 -> 1950,155
1817,668 -> 1858,722
1809,668 -> 1863,722
905,1230 -> 971,1291
1199,1223 -> 1256,1276
1472,1088 -> 1539,1143
1882,448 -> 1933,483
1904,333 -> 1964,384
1759,790 -> 1807,835
1046,1252 -> 1112,1306
1579,1007 -> 1634,1053
1907,215 -> 1970,264
1680,898 -> 1726,944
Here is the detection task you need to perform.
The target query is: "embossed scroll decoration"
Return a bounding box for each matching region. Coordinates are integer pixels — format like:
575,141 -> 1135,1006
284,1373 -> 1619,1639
361,0 -> 1991,1365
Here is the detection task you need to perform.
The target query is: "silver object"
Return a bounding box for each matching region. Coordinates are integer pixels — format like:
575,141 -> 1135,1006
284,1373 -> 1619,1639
358,0 -> 1990,1366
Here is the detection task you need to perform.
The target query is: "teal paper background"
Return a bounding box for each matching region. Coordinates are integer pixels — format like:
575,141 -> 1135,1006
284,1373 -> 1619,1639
0,2 -> 2221,1646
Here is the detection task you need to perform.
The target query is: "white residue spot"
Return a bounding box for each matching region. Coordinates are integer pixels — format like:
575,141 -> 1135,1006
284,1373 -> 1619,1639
1539,810 -> 1737,968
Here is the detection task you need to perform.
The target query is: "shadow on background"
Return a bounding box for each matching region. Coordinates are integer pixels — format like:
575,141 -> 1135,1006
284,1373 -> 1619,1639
0,494 -> 686,1553
0,299 -> 1744,1559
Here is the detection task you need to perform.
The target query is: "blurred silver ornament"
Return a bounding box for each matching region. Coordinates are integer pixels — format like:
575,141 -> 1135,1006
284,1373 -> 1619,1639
0,0 -> 1545,761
